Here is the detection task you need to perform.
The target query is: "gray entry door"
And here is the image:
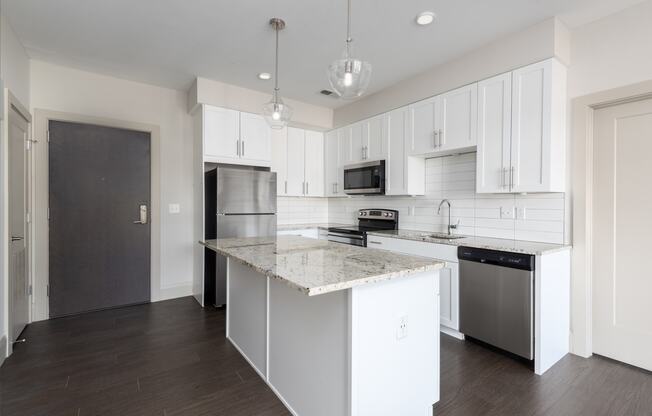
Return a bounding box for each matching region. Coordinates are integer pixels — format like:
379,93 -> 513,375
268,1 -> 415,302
49,121 -> 151,318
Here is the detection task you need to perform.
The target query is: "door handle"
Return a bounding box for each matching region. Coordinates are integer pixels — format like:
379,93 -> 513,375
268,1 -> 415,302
434,130 -> 438,148
439,129 -> 444,147
285,180 -> 288,194
11,236 -> 24,242
242,140 -> 245,157
510,166 -> 515,189
306,182 -> 309,195
133,204 -> 148,224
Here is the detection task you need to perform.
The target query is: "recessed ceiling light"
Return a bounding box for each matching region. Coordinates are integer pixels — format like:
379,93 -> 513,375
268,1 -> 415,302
258,72 -> 272,80
416,11 -> 436,26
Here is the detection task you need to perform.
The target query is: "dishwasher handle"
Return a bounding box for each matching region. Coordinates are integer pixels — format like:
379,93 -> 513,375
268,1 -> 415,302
457,246 -> 534,272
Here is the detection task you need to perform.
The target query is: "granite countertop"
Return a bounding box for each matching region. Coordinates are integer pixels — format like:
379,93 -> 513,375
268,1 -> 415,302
276,223 -> 353,231
200,235 -> 444,296
367,229 -> 571,256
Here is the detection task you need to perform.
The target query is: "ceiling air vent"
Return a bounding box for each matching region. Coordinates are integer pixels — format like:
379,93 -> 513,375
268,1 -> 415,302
320,89 -> 335,96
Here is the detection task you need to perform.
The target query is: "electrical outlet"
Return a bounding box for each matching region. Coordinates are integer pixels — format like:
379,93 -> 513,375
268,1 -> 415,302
500,206 -> 515,219
168,203 -> 180,214
397,315 -> 408,340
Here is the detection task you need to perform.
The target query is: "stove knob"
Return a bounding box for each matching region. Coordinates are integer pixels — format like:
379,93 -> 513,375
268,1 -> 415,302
383,212 -> 389,217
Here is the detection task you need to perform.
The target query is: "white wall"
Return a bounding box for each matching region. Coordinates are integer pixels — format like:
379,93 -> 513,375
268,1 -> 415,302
333,18 -> 568,127
0,12 -> 31,360
29,60 -> 195,312
190,77 -> 333,130
568,0 -> 652,98
329,153 -> 566,244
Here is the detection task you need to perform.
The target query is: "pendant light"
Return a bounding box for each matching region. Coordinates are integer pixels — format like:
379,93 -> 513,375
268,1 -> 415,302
327,0 -> 372,99
263,18 -> 292,129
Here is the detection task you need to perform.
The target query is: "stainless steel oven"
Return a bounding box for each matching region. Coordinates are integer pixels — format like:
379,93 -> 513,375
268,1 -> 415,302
343,160 -> 385,195
327,209 -> 398,247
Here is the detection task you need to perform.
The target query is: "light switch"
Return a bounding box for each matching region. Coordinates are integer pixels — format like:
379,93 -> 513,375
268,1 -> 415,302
168,203 -> 180,214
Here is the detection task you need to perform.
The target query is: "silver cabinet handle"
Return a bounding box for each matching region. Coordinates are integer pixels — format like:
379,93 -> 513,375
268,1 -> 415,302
285,180 -> 288,194
334,182 -> 338,194
439,129 -> 444,147
133,204 -> 148,224
434,130 -> 438,148
368,241 -> 382,245
11,236 -> 24,242
302,182 -> 305,195
306,182 -> 309,195
242,139 -> 245,157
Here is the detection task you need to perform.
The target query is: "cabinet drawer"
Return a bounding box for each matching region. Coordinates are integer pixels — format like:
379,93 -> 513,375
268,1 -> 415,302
367,235 -> 458,262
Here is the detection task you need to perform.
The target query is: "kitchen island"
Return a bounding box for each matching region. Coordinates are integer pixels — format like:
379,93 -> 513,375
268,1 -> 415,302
201,235 -> 444,416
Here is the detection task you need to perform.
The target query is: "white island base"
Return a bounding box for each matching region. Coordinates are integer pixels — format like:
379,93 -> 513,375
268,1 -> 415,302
226,259 -> 440,416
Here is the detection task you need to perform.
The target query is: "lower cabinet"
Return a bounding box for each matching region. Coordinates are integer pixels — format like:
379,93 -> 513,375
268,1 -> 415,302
367,235 -> 460,334
277,229 -> 320,239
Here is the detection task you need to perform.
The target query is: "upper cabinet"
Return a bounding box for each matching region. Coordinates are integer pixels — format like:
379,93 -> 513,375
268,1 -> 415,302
273,127 -> 325,198
385,107 -> 425,196
408,84 -> 478,156
477,59 -> 566,193
362,115 -> 386,161
438,83 -> 478,151
202,105 -> 271,166
324,130 -> 345,197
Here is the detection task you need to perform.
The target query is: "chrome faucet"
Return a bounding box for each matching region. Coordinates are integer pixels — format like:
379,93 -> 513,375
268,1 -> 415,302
437,199 -> 458,235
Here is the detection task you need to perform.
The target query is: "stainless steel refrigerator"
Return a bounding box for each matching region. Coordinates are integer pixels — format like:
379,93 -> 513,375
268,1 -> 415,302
205,167 -> 277,306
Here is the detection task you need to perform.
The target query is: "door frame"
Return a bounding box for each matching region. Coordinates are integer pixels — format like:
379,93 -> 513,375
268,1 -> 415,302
2,90 -> 32,359
570,79 -> 652,358
32,110 -> 161,322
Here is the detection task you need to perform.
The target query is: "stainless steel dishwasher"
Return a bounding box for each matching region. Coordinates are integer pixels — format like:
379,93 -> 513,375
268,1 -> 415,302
458,246 -> 535,360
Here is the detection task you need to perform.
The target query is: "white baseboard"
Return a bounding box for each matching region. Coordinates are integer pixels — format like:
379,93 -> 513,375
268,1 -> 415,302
0,335 -> 7,367
441,326 -> 465,340
154,283 -> 193,302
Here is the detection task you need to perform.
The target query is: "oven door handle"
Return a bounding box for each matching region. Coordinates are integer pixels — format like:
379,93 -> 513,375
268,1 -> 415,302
327,232 -> 364,240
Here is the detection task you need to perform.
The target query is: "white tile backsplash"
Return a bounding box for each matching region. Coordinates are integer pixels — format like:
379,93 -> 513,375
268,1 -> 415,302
278,153 -> 566,244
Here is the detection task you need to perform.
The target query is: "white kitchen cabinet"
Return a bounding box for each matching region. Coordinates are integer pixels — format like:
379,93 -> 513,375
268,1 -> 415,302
347,122 -> 364,163
476,58 -> 566,194
204,106 -> 240,160
338,127 -> 353,166
304,130 -> 324,197
510,59 -> 566,193
408,96 -> 438,155
277,229 -> 319,239
202,105 -> 272,167
361,115 -> 386,161
240,112 -> 272,163
271,127 -> 288,196
476,73 -> 512,193
385,107 -> 425,196
286,127 -> 306,196
366,235 -> 461,335
324,130 -> 343,197
438,83 -> 478,152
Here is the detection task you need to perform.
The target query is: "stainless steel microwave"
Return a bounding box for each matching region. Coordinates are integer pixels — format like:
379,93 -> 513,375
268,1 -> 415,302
343,160 -> 385,195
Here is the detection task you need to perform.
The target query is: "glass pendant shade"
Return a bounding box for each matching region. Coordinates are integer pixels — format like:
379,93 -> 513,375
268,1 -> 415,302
327,54 -> 372,100
263,92 -> 293,130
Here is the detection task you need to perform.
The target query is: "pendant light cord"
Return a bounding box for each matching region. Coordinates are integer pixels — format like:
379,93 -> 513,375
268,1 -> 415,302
274,26 -> 280,97
346,0 -> 352,52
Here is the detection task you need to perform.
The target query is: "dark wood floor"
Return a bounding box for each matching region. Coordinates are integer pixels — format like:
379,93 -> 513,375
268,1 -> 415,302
1,297 -> 651,416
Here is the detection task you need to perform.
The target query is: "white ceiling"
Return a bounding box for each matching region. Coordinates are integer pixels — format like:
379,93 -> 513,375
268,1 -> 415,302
3,0 -> 645,108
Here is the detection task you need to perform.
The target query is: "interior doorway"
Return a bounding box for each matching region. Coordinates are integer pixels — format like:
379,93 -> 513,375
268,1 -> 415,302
592,96 -> 652,371
48,121 -> 152,317
7,98 -> 31,345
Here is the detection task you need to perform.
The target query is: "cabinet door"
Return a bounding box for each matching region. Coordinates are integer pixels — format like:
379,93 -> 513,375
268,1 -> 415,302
510,60 -> 552,193
338,127 -> 353,166
286,127 -> 306,196
438,83 -> 478,151
304,130 -> 324,197
203,106 -> 240,160
271,127 -> 288,196
362,115 -> 386,160
349,122 -> 364,163
408,96 -> 438,155
324,130 -> 341,197
439,262 -> 459,331
385,108 -> 407,195
239,112 -> 271,162
476,73 -> 512,193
